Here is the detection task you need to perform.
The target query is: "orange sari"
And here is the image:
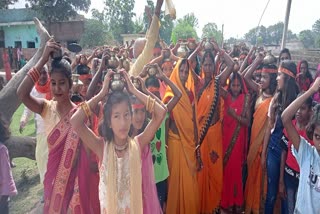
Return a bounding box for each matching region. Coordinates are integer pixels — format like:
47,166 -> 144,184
164,60 -> 199,214
197,78 -> 224,213
244,96 -> 272,214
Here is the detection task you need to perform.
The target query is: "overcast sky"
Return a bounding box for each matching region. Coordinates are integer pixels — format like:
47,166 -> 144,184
10,0 -> 320,39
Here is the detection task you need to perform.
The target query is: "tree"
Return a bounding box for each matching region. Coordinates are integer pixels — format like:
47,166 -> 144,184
27,0 -> 90,23
201,23 -> 223,45
177,13 -> 199,28
104,0 -> 135,42
312,19 -> 320,34
266,22 -> 284,45
133,15 -> 144,34
0,18 -> 51,160
80,19 -> 113,48
0,0 -> 18,9
171,22 -> 198,44
299,30 -> 315,48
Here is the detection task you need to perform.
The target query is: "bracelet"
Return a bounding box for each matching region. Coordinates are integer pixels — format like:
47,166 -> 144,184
146,95 -> 150,112
149,98 -> 155,114
80,102 -> 92,118
27,67 -> 41,83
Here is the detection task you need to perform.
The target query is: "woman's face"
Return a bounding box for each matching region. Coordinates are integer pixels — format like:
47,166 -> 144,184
230,78 -> 241,98
253,71 -> 261,84
179,62 -> 189,85
80,55 -> 87,65
300,62 -> 307,75
260,72 -> 271,90
280,52 -> 290,62
295,103 -> 311,124
110,101 -> 132,141
312,125 -> 320,151
162,63 -> 173,78
277,71 -> 286,90
132,107 -> 146,131
50,72 -> 71,103
202,56 -> 215,78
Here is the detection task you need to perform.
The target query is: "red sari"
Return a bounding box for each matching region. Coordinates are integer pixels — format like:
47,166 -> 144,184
221,93 -> 249,210
43,108 -> 99,214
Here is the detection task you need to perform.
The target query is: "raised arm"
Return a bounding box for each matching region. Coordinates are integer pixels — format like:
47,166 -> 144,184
244,53 -> 263,93
122,70 -> 167,148
239,46 -> 255,73
70,70 -> 114,161
215,41 -> 235,86
155,64 -> 182,112
282,77 -> 320,151
17,39 -> 59,114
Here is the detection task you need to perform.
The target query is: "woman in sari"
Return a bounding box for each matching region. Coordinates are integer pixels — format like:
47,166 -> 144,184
221,72 -> 250,213
164,59 -> 200,214
17,39 -> 99,213
196,43 -> 234,213
243,54 -> 277,214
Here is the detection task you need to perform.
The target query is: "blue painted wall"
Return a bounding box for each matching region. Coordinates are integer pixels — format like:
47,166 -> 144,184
3,24 -> 39,48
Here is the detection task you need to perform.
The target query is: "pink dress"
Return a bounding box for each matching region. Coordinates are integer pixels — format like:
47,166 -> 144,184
0,144 -> 17,197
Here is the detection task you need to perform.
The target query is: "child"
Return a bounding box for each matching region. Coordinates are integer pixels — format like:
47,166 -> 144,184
0,116 -> 17,214
221,72 -> 250,213
280,93 -> 313,214
70,69 -> 167,213
282,77 -> 320,213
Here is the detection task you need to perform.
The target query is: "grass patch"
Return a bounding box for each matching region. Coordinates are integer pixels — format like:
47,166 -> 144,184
8,105 -> 42,214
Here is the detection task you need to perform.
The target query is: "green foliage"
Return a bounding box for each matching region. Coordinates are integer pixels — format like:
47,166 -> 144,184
0,0 -> 18,9
159,13 -> 174,44
171,22 -> 198,44
201,23 -> 223,45
312,19 -> 320,34
299,30 -> 315,48
27,0 -> 90,22
80,18 -> 113,48
105,0 -> 135,42
177,13 -> 199,28
133,15 -> 144,34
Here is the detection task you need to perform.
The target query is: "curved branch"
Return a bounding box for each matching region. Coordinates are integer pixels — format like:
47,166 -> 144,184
0,17 -> 51,124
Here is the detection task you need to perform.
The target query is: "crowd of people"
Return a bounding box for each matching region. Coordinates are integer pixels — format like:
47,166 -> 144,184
1,0 -> 320,213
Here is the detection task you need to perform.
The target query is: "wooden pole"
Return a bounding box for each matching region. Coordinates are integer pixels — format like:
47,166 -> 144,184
281,0 -> 292,49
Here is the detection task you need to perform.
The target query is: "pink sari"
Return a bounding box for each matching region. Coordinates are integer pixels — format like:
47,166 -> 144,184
43,108 -> 99,214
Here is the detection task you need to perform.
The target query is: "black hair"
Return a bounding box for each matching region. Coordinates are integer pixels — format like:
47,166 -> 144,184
201,50 -> 216,69
99,91 -> 132,142
279,48 -> 291,63
50,56 -> 73,88
299,60 -> 313,82
306,104 -> 320,140
128,95 -> 148,137
273,60 -> 299,115
145,76 -> 160,88
262,64 -> 278,95
0,116 -> 11,142
228,72 -> 244,95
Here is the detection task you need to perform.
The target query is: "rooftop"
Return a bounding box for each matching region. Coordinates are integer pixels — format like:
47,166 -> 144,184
0,8 -> 38,24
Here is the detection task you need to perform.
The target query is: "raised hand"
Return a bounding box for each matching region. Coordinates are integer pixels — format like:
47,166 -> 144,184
41,38 -> 61,63
121,69 -> 136,94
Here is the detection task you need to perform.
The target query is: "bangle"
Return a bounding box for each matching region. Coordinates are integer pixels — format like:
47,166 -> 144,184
27,67 -> 41,83
80,102 -> 92,118
149,98 -> 155,114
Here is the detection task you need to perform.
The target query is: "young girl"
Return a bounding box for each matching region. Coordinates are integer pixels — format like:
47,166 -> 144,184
0,116 -> 17,214
282,77 -> 320,213
244,54 -> 278,214
262,60 -> 299,214
280,93 -> 313,214
221,72 -> 250,213
17,39 -> 99,213
296,60 -> 313,91
70,69 -> 167,213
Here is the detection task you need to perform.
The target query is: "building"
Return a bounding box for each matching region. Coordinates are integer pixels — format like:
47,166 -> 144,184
0,8 -> 85,49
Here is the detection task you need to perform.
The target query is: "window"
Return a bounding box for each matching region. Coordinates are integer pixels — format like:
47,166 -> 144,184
14,41 -> 22,48
27,41 -> 35,48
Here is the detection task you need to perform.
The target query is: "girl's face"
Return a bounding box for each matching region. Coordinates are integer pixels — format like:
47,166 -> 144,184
110,101 -> 132,141
132,107 -> 146,131
260,72 -> 271,90
253,71 -> 261,84
312,125 -> 320,151
230,78 -> 241,98
80,55 -> 87,65
295,103 -> 312,124
179,62 -> 189,85
202,56 -> 215,78
50,72 -> 71,103
277,71 -> 286,90
162,63 -> 173,78
280,52 -> 290,62
300,62 -> 307,75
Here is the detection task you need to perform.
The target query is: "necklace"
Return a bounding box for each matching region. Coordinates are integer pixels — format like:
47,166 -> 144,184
262,91 -> 272,98
114,142 -> 129,151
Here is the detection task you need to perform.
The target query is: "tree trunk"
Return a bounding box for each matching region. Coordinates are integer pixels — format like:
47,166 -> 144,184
0,18 -> 50,124
5,136 -> 36,160
0,18 -> 50,160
